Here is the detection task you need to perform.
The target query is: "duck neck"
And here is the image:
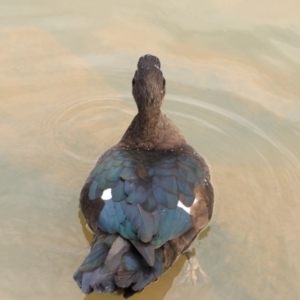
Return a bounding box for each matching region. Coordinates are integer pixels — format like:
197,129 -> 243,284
137,106 -> 161,138
120,105 -> 163,149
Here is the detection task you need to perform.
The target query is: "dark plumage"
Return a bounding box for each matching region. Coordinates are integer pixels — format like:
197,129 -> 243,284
74,54 -> 214,297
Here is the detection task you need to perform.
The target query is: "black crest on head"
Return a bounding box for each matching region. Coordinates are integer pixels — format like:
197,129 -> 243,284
132,54 -> 165,110
137,54 -> 161,70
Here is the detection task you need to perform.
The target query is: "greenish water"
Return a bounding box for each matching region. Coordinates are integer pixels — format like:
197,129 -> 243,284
1,1 -> 300,299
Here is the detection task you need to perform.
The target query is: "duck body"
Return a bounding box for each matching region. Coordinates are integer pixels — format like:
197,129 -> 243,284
74,55 -> 214,298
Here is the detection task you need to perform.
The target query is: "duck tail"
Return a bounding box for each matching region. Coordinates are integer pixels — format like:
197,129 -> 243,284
73,234 -> 164,298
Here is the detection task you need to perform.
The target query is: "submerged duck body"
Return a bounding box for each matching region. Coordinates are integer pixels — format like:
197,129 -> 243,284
74,54 -> 214,298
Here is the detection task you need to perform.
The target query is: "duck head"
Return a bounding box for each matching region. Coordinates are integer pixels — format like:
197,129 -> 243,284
132,54 -> 166,113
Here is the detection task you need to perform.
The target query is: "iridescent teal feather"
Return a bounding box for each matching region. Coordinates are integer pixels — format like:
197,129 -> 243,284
106,167 -> 123,182
151,207 -> 192,248
140,192 -> 157,212
126,186 -> 147,204
112,180 -> 126,201
88,180 -> 102,201
98,201 -> 117,234
78,236 -> 116,272
89,150 -> 208,248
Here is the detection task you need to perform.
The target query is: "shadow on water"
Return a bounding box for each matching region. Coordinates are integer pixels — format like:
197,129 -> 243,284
78,207 -> 94,245
198,226 -> 210,241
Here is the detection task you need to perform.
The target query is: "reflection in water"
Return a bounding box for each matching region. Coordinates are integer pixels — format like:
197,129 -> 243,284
0,0 -> 300,299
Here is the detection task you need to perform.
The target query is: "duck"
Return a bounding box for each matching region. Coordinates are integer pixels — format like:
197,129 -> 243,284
73,54 -> 214,298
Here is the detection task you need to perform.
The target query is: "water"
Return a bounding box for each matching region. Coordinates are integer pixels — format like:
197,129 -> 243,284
1,0 -> 300,299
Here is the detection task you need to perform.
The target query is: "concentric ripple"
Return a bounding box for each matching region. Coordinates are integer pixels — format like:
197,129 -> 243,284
163,87 -> 300,299
39,82 -> 300,300
42,94 -> 135,173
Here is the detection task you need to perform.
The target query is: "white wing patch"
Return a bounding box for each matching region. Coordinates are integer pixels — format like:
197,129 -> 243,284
102,189 -> 112,200
178,201 -> 191,214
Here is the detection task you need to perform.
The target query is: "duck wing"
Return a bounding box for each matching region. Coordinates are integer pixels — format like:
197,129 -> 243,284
84,147 -> 211,266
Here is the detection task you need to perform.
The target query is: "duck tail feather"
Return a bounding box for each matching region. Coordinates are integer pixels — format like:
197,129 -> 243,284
105,236 -> 131,271
130,239 -> 155,266
73,234 -> 162,296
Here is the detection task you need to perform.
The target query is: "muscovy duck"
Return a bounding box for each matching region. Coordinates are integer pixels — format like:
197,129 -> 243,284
73,54 -> 214,298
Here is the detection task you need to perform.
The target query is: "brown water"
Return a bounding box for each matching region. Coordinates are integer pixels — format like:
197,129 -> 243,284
1,1 -> 300,299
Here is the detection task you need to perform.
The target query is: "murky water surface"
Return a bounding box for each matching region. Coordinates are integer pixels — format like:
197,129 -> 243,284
1,1 -> 300,299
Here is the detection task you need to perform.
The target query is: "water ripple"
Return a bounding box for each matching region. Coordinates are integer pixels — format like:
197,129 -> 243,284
164,90 -> 300,299
42,94 -> 134,172
169,94 -> 300,169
